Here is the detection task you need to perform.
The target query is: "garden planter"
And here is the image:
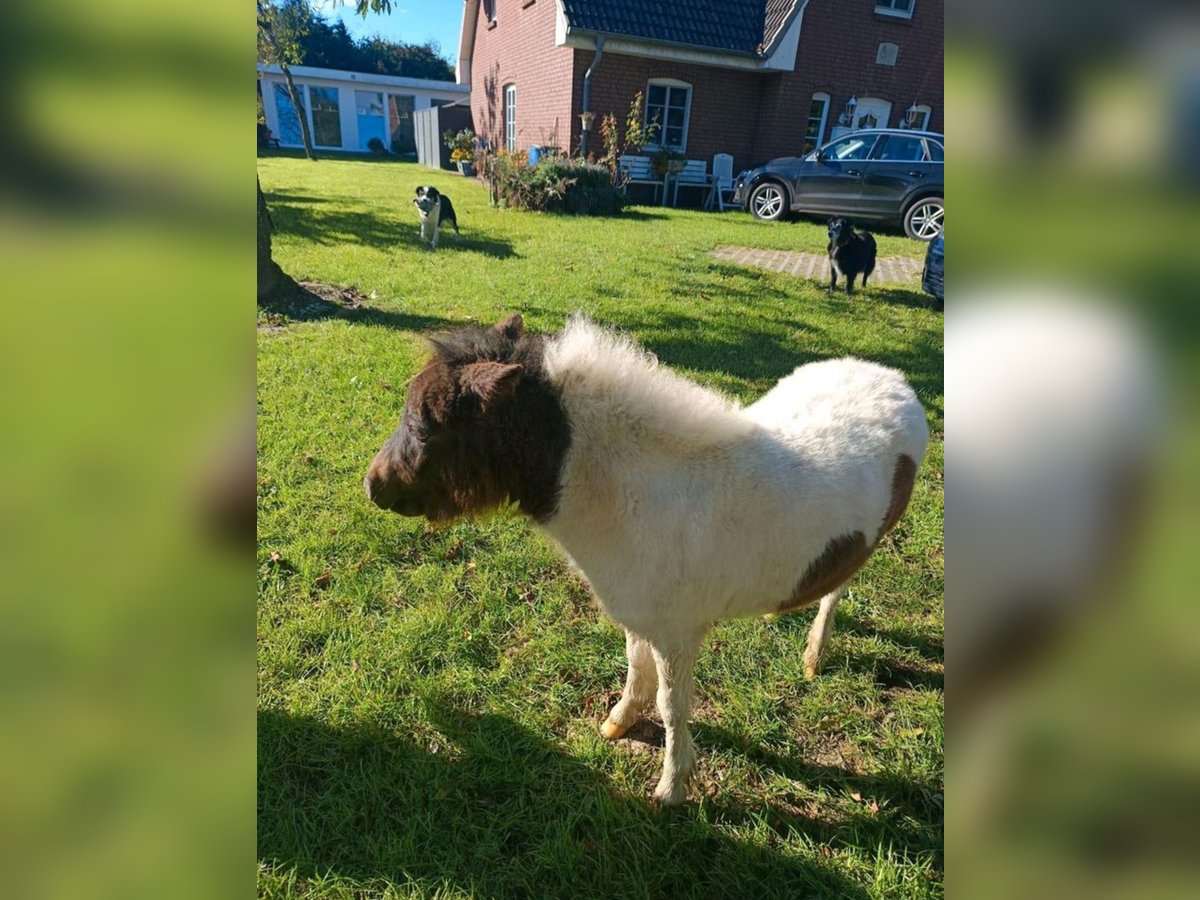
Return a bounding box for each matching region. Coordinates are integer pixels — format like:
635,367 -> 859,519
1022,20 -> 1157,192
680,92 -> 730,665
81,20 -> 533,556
456,161 -> 475,177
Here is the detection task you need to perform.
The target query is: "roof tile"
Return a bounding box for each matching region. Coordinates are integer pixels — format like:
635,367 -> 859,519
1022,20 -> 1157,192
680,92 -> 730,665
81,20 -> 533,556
561,0 -> 798,56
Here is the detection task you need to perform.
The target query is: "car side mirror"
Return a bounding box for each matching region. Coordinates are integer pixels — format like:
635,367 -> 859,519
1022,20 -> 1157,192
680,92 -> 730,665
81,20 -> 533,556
815,149 -> 826,162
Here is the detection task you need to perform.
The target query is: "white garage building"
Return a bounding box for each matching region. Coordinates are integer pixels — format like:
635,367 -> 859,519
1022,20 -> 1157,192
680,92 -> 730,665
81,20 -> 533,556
257,63 -> 469,154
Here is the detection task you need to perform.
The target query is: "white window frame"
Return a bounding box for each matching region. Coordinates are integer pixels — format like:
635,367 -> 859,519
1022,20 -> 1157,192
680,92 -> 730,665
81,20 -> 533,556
805,92 -> 831,148
643,79 -> 692,153
853,96 -> 892,130
909,104 -> 932,131
504,83 -> 517,152
875,0 -> 915,19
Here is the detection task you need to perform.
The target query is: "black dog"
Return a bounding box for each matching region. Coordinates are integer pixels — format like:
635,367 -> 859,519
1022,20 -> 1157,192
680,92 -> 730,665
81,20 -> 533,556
827,217 -> 876,293
413,186 -> 459,249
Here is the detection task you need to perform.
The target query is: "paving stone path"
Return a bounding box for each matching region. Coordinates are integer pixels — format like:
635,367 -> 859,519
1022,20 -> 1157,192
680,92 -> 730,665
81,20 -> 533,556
711,245 -> 923,284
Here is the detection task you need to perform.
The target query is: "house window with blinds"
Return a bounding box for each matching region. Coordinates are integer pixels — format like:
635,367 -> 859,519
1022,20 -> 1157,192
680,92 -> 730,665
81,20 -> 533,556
644,80 -> 692,152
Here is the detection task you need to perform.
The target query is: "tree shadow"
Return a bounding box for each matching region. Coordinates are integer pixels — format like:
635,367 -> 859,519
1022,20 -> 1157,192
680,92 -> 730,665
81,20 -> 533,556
258,148 -> 415,165
267,192 -> 518,258
258,705 -> 886,898
258,281 -> 457,333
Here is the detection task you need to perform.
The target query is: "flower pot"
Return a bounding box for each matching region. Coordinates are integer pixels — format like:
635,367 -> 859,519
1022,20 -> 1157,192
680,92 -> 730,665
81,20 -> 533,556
666,159 -> 686,174
456,161 -> 475,177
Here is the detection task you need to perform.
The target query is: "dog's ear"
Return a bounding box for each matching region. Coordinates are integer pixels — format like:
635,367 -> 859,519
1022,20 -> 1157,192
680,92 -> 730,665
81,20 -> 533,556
493,314 -> 524,340
414,186 -> 423,196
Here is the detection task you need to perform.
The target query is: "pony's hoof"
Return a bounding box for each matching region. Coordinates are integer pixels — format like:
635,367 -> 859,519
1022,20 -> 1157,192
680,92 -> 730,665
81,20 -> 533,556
653,778 -> 687,807
600,718 -> 629,740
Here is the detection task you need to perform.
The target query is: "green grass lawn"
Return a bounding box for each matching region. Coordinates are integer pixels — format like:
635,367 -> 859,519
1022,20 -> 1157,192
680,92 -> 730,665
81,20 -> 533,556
257,155 -> 943,899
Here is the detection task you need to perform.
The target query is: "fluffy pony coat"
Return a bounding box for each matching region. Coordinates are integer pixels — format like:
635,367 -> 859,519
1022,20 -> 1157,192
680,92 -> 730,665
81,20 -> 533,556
538,318 -> 928,804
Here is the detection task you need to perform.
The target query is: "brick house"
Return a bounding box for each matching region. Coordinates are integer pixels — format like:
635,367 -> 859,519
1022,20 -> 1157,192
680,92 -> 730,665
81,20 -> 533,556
456,0 -> 943,173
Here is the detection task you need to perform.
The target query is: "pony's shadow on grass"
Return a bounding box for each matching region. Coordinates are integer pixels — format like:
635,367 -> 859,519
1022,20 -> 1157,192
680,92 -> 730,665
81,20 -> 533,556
693,720 -> 943,865
258,706 -> 878,898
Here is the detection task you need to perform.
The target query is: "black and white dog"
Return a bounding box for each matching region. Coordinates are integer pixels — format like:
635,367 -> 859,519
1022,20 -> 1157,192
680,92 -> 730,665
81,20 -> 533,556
412,186 -> 459,250
827,216 -> 876,293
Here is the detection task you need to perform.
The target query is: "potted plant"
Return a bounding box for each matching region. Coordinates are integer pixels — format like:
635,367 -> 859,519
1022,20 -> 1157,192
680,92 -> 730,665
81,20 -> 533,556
651,147 -> 685,177
443,128 -> 478,175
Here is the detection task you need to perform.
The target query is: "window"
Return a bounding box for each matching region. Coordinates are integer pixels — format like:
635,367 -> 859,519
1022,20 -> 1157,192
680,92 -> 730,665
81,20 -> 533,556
273,83 -> 307,146
484,0 -> 496,22
824,134 -> 879,161
906,104 -> 932,131
805,92 -> 830,149
309,86 -> 342,147
354,91 -> 386,151
875,0 -> 915,18
355,91 -> 384,117
388,94 -> 416,154
645,80 -> 692,151
853,97 -> 891,130
925,139 -> 943,162
504,84 -> 517,152
874,134 -> 928,162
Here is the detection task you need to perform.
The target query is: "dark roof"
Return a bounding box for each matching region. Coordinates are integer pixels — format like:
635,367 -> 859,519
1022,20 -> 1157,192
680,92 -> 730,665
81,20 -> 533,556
561,0 -> 800,56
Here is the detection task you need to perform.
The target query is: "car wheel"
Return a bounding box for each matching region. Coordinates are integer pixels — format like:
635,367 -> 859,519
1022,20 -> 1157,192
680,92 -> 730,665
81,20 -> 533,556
904,196 -> 944,241
749,182 -> 788,221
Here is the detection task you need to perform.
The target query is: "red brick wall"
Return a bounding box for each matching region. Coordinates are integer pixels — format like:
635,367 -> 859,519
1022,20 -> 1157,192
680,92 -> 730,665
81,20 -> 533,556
468,0 -> 943,172
572,52 -> 765,173
468,0 -> 575,153
752,0 -> 944,163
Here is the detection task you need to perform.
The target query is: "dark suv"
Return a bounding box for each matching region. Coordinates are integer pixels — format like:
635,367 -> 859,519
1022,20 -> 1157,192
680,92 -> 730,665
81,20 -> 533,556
732,129 -> 944,240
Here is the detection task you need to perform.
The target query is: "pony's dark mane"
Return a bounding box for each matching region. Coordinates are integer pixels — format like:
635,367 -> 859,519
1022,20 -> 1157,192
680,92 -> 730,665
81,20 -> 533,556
428,325 -> 548,372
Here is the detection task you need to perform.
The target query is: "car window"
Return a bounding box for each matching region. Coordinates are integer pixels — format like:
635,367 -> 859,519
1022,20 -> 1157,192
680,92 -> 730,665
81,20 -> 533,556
823,135 -> 877,161
925,139 -> 944,162
874,134 -> 928,162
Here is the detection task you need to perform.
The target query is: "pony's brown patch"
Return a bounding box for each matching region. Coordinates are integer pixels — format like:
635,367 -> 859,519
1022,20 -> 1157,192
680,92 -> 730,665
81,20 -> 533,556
881,454 -> 918,536
779,531 -> 870,612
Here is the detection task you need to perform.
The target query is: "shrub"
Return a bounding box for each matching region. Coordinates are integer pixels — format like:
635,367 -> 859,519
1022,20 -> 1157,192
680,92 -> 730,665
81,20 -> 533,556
367,137 -> 387,155
486,154 -> 622,215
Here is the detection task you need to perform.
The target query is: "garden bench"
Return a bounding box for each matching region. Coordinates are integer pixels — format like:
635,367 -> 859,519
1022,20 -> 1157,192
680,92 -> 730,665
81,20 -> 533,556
618,155 -> 666,205
671,159 -> 713,207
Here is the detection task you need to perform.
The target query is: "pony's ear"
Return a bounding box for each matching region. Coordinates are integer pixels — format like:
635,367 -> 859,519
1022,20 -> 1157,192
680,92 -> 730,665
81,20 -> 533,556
493,314 -> 524,340
460,361 -> 522,412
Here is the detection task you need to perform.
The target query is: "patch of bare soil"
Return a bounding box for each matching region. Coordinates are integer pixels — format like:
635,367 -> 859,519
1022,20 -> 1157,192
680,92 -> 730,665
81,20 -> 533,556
257,280 -> 374,330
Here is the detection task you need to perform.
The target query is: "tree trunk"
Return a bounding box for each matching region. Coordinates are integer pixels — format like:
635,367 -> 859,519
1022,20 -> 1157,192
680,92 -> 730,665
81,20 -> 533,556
280,62 -> 317,161
258,177 -> 294,302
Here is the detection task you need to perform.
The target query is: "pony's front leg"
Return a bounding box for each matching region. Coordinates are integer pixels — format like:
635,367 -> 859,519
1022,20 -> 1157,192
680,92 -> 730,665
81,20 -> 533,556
601,630 -> 657,739
649,630 -> 704,806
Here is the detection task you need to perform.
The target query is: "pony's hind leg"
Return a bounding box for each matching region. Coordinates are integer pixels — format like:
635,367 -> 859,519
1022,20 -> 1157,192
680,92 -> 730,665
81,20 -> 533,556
803,588 -> 844,679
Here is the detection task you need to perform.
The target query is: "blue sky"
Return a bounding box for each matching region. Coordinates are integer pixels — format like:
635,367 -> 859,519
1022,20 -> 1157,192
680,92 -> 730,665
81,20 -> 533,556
314,1 -> 464,64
